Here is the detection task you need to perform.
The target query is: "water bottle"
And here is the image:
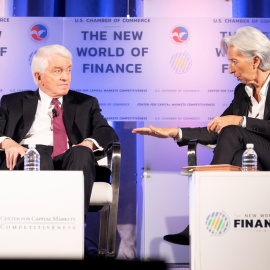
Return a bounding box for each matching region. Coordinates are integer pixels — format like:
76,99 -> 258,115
242,143 -> 257,171
24,144 -> 40,171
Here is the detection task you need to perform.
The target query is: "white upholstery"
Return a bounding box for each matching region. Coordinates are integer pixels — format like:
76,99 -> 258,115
97,156 -> 108,166
90,182 -> 113,205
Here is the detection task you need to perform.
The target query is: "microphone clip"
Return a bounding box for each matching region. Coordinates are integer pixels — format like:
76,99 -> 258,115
52,109 -> 58,118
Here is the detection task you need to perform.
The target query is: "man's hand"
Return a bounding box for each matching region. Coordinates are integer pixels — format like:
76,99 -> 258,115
72,140 -> 94,150
207,115 -> 243,134
1,139 -> 28,170
132,125 -> 179,139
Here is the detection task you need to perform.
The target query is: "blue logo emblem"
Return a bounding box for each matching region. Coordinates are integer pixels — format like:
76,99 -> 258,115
171,26 -> 189,44
30,24 -> 47,41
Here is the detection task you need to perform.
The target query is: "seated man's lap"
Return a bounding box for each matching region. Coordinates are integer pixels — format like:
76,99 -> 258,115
53,145 -> 96,170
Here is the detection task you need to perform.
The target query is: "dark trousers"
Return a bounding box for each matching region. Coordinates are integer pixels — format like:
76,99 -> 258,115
210,125 -> 270,171
1,145 -> 96,217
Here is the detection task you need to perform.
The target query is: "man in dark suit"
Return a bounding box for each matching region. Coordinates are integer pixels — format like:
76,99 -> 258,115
132,26 -> 270,245
0,44 -> 118,217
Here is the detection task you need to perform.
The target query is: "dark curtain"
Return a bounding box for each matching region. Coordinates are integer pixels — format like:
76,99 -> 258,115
13,0 -> 136,17
12,0 -> 270,18
233,0 -> 270,18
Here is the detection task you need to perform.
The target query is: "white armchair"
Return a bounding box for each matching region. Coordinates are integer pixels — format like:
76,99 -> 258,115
89,142 -> 121,259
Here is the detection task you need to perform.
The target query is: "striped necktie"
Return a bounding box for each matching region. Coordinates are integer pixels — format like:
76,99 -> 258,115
51,98 -> 68,158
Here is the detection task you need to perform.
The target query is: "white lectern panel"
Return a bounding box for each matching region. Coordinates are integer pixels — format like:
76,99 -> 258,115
0,171 -> 84,259
190,171 -> 270,270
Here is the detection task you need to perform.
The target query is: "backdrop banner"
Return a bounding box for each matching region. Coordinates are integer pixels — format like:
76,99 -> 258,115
1,17 -> 270,121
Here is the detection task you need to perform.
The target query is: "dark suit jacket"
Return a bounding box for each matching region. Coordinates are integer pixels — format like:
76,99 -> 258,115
0,89 -> 118,163
178,83 -> 270,147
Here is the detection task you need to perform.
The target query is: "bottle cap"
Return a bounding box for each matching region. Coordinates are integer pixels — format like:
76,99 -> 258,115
246,143 -> 254,148
28,144 -> 36,148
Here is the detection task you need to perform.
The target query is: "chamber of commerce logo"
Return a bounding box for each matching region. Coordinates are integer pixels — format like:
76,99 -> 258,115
170,51 -> 192,74
205,211 -> 230,236
30,24 -> 47,41
171,26 -> 189,44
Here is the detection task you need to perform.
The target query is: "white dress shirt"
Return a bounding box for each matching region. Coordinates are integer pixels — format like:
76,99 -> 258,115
241,74 -> 270,127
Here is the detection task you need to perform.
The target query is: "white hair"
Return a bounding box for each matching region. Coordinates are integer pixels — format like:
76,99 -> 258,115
220,26 -> 270,71
31,44 -> 72,85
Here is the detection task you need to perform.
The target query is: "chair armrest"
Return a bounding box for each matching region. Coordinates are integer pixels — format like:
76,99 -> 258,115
95,142 -> 120,169
94,141 -> 121,185
188,139 -> 215,166
110,142 -> 121,186
106,142 -> 121,257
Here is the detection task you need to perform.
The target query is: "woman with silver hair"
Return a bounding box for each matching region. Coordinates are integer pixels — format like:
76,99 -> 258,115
221,26 -> 270,71
132,26 -> 270,245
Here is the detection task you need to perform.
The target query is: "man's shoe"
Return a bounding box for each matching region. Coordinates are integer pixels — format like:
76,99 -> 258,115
163,225 -> 189,245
